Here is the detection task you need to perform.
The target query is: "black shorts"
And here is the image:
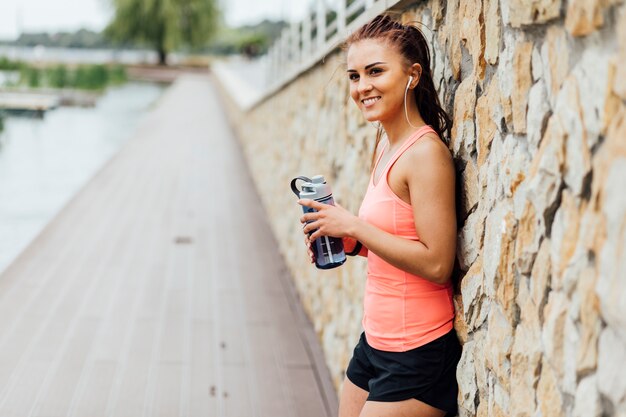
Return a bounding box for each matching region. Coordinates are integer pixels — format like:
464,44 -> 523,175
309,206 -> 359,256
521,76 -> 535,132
345,329 -> 462,416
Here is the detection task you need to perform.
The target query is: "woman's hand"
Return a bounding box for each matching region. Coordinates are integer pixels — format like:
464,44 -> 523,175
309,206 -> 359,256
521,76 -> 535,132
303,232 -> 315,263
298,199 -> 358,243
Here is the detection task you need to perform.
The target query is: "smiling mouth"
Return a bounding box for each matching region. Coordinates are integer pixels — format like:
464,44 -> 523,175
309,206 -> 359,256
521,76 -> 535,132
362,96 -> 381,107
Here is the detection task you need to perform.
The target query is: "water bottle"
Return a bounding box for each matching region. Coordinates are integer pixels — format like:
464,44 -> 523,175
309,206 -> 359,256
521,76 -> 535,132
290,175 -> 346,269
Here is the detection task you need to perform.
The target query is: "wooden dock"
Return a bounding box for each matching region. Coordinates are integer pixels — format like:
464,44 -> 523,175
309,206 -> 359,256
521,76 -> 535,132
0,74 -> 338,417
0,92 -> 60,115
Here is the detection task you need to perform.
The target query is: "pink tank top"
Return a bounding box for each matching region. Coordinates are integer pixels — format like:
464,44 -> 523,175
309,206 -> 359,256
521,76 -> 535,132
358,125 -> 454,352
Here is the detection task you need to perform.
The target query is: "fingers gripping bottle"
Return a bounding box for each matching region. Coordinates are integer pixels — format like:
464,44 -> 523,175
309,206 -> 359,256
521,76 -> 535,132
290,175 -> 346,269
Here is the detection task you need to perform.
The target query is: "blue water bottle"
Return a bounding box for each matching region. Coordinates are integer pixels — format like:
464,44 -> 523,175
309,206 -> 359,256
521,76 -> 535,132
291,175 -> 346,269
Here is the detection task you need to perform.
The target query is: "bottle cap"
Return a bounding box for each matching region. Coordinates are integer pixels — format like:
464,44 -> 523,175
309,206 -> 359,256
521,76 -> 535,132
311,175 -> 326,184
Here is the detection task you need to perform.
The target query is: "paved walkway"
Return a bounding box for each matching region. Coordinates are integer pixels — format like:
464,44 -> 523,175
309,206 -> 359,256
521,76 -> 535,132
0,74 -> 338,417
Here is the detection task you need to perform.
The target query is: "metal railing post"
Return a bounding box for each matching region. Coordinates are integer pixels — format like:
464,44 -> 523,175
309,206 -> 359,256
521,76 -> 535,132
316,0 -> 326,50
302,12 -> 312,59
337,0 -> 347,36
291,21 -> 300,67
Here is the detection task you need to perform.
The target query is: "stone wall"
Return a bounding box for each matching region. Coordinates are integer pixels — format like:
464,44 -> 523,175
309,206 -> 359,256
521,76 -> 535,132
223,0 -> 626,415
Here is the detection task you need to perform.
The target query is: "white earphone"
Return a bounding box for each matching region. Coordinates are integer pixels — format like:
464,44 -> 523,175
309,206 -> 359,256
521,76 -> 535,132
404,75 -> 418,128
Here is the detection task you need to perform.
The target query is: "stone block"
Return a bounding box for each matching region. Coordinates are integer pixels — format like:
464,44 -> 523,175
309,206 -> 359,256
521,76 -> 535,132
484,0 -> 501,65
555,77 -> 592,197
565,0 -> 605,36
542,26 -> 570,99
574,375 -> 602,417
530,238 -> 552,320
515,201 -> 542,275
461,256 -> 488,330
550,190 -> 582,287
509,0 -> 562,27
542,291 -> 568,377
460,0 -> 486,78
451,77 -> 478,159
526,78 -> 551,152
603,59 -> 622,136
458,340 -> 479,415
458,200 -> 486,271
510,322 -> 541,416
616,7 -> 626,99
526,114 -> 566,224
461,158 -> 480,215
537,360 -> 565,417
512,42 -> 533,134
598,327 -> 626,406
485,304 -> 513,388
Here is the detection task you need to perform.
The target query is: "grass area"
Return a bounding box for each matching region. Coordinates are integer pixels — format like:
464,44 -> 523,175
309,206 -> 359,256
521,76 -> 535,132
0,58 -> 127,91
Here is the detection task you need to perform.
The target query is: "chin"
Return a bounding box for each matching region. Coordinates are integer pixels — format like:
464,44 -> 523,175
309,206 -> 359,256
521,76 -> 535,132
361,109 -> 382,122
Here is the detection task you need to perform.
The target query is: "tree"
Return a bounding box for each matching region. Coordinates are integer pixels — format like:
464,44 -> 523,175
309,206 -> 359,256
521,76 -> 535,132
105,0 -> 219,65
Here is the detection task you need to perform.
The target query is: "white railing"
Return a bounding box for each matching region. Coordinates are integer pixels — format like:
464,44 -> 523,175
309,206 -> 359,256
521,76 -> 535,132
265,0 -> 388,90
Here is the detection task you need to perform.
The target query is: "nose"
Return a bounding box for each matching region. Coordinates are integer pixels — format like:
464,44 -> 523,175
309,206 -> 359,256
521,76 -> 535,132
357,79 -> 372,95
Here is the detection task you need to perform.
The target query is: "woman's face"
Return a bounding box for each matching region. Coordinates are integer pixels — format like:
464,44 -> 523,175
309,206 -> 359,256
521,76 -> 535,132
347,38 -> 410,123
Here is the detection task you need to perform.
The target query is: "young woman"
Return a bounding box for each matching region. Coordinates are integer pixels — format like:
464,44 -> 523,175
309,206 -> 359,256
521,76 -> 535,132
298,15 -> 461,417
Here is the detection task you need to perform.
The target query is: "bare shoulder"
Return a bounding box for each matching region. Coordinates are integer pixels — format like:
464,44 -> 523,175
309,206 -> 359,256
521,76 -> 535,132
402,132 -> 454,175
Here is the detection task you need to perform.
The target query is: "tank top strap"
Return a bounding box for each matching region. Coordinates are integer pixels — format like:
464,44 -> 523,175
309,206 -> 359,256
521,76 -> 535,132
382,125 -> 436,175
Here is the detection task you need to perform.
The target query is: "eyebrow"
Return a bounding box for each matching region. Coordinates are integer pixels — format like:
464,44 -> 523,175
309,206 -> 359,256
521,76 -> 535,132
346,61 -> 387,72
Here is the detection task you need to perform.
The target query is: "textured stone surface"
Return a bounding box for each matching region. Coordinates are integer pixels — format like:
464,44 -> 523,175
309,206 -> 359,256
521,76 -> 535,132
476,75 -> 502,167
537,361 -> 565,417
451,77 -> 477,158
550,190 -> 582,286
565,0 -> 605,36
461,257 -> 488,331
442,0 -> 462,81
458,340 -> 478,416
485,304 -> 513,388
462,158 -> 480,215
556,78 -> 592,197
542,291 -> 568,377
526,115 -> 566,223
510,323 -> 541,416
530,239 -> 552,318
460,0 -> 486,78
458,204 -> 485,270
526,78 -> 551,151
515,202 -> 541,275
574,376 -> 602,417
484,0 -> 501,64
598,327 -> 626,405
596,107 -> 626,341
512,42 -> 533,134
542,26 -> 570,98
616,8 -> 626,99
509,0 -> 562,27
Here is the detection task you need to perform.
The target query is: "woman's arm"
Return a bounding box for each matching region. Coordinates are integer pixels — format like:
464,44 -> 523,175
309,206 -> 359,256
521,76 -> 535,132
301,136 -> 456,284
349,136 -> 457,284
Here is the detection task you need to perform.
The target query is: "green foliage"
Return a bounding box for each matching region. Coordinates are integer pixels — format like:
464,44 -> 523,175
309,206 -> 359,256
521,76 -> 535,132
9,29 -> 111,48
74,65 -> 109,89
0,57 -> 23,71
23,67 -> 41,88
46,65 -> 69,88
105,0 -> 219,64
16,64 -> 127,90
207,19 -> 287,56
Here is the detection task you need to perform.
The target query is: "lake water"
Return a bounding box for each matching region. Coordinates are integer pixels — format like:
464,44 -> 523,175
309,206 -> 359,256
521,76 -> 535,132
0,81 -> 165,274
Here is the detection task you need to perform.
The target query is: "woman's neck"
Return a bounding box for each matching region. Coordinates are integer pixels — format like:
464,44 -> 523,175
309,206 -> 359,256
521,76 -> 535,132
380,107 -> 426,149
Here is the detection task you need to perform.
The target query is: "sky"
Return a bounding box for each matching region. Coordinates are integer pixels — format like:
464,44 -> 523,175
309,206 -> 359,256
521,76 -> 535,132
0,0 -> 312,40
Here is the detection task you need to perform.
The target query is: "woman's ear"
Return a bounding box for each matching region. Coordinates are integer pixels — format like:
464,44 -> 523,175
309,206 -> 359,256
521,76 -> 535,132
409,63 -> 422,88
